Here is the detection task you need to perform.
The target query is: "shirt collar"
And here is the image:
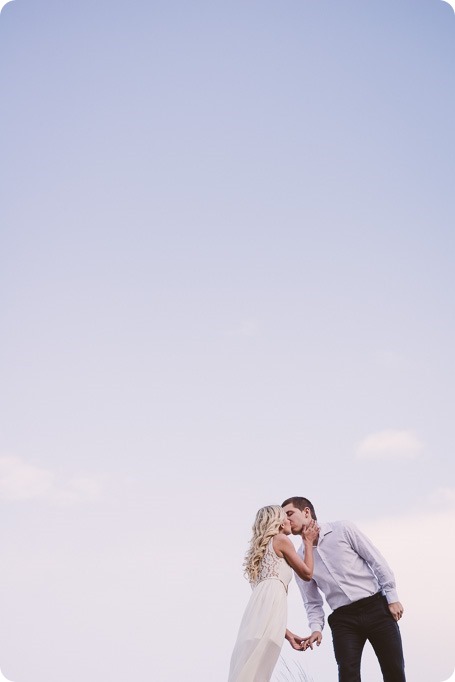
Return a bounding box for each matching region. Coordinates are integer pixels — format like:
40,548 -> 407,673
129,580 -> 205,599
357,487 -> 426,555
317,522 -> 332,544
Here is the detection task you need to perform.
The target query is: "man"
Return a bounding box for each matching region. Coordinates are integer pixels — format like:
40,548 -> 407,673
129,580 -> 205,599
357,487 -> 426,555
282,496 -> 406,682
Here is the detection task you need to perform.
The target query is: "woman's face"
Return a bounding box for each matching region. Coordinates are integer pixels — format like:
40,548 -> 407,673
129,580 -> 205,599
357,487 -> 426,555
280,516 -> 292,535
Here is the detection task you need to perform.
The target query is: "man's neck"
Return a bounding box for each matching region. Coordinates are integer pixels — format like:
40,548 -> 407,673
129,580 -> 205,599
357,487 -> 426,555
301,528 -> 319,546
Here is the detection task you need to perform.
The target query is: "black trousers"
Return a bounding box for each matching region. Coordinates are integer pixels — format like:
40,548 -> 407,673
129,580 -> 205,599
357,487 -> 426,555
327,592 -> 406,682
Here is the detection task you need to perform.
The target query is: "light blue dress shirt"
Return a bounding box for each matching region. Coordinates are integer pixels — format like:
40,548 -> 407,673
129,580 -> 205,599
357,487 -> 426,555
295,520 -> 400,633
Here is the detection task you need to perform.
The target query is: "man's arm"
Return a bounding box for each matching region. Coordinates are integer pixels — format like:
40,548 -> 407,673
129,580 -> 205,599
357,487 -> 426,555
295,573 -> 325,633
344,522 -> 403,616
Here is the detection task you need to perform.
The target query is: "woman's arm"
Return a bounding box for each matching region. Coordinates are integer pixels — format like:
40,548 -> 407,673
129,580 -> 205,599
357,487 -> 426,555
273,535 -> 315,581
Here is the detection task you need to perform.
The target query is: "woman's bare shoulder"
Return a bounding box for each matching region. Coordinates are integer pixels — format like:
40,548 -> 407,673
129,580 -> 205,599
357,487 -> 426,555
273,534 -> 292,555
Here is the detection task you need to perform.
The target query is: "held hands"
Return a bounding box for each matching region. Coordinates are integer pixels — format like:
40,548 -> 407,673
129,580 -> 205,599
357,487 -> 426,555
285,629 -> 322,651
302,519 -> 319,544
388,601 -> 404,622
301,631 -> 323,651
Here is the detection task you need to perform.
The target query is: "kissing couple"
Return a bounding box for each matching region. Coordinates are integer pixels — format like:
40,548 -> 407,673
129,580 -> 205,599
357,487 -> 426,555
228,496 -> 406,682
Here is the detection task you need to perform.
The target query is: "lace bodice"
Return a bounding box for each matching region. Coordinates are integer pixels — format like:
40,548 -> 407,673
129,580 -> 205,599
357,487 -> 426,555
251,538 -> 293,591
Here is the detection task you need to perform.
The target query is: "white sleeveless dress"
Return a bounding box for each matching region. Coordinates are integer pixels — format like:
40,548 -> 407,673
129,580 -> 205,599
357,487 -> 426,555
228,538 -> 293,682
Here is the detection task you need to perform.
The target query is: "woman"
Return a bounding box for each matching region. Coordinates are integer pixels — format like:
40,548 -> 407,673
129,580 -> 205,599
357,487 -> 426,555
228,505 -> 318,682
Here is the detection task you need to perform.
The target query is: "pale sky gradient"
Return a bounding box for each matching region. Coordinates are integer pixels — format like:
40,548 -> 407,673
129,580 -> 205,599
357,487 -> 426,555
1,1 -> 454,681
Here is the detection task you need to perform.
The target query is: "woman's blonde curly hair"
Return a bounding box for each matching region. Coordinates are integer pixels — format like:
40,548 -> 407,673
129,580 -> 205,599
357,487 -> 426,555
243,505 -> 286,584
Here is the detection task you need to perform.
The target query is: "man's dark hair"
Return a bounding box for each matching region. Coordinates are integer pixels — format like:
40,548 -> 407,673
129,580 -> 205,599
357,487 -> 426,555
281,496 -> 317,520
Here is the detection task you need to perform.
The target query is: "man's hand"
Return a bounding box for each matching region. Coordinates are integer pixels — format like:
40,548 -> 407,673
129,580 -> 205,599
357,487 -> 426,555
388,601 -> 404,622
301,630 -> 322,650
285,629 -> 306,650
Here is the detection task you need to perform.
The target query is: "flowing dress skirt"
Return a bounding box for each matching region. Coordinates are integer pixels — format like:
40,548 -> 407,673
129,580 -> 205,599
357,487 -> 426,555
228,578 -> 287,682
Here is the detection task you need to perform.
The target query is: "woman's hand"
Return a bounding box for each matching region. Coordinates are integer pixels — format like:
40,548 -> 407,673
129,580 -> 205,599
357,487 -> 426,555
302,519 -> 319,544
285,629 -> 306,650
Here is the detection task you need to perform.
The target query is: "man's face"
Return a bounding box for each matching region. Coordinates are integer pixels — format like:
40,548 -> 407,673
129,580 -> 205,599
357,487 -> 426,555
283,504 -> 312,535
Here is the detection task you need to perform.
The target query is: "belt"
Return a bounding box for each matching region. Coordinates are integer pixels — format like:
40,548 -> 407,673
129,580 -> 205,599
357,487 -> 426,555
334,591 -> 383,614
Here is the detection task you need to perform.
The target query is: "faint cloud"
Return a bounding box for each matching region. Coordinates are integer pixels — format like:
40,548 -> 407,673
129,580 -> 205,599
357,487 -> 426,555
53,476 -> 102,505
356,429 -> 424,460
359,500 -> 455,681
0,455 -> 54,501
225,318 -> 259,338
428,486 -> 455,509
374,350 -> 410,371
361,496 -> 455,586
0,455 -> 102,504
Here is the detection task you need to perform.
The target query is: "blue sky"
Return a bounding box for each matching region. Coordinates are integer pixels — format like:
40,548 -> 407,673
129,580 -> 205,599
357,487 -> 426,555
1,1 -> 454,681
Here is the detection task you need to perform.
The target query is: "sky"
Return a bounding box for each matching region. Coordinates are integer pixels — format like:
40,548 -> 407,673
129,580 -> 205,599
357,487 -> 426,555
0,0 -> 454,680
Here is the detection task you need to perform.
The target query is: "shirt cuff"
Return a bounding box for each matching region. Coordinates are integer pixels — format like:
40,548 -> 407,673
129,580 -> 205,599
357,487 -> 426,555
309,621 -> 324,633
384,589 -> 399,604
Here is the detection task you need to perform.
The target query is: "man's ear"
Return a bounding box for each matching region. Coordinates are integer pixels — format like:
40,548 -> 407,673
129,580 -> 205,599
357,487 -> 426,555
304,507 -> 311,519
